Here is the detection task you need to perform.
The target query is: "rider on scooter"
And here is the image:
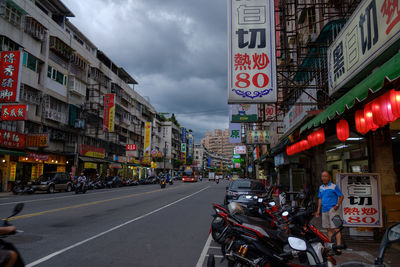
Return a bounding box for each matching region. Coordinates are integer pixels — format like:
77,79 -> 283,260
77,173 -> 87,190
0,226 -> 18,267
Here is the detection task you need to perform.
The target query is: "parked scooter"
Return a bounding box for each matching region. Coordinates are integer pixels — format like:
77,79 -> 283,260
0,203 -> 25,267
12,180 -> 35,195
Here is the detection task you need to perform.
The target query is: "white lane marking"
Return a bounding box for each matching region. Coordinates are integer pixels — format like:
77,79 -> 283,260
26,186 -> 210,267
207,254 -> 224,258
196,234 -> 213,267
209,246 -> 220,249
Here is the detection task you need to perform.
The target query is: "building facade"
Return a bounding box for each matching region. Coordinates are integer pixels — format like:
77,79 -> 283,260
201,129 -> 235,159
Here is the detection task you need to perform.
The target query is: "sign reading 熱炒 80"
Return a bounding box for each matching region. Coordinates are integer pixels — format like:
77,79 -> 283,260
328,0 -> 400,96
228,0 -> 277,104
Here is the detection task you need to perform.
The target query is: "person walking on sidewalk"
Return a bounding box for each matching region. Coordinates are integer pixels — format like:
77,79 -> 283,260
315,171 -> 344,252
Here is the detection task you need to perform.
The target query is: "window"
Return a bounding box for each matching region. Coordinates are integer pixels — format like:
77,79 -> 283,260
22,52 -> 38,72
47,65 -> 67,86
3,2 -> 22,27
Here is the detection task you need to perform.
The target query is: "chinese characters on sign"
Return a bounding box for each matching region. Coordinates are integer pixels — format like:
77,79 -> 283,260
328,0 -> 400,95
126,144 -> 137,151
26,134 -> 48,147
0,51 -> 22,103
79,144 -> 105,159
1,104 -> 26,121
229,123 -> 242,143
234,145 -> 247,155
246,130 -> 269,144
229,104 -> 258,122
103,94 -> 115,132
228,0 -> 277,103
337,173 -> 382,227
0,129 -> 25,149
143,122 -> 152,164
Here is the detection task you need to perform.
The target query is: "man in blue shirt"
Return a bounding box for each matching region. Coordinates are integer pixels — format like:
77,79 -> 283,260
316,171 -> 344,250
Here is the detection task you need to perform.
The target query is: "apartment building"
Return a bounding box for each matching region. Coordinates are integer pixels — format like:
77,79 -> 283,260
201,129 -> 235,158
0,0 -> 164,190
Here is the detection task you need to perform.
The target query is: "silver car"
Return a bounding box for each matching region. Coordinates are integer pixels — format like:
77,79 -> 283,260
31,172 -> 73,193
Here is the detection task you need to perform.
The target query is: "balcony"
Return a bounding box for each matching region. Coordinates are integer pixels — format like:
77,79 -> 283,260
49,36 -> 73,60
44,108 -> 68,124
24,16 -> 46,41
69,76 -> 86,97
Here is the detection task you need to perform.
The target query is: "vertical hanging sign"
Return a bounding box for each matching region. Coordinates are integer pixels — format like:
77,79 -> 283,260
103,94 -> 115,132
0,51 -> 22,103
228,0 -> 277,103
144,122 -> 152,164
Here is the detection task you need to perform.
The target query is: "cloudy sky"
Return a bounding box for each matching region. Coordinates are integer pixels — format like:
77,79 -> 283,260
66,0 -> 229,142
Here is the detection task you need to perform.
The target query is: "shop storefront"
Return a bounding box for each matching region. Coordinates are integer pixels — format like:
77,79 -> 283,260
78,144 -> 107,178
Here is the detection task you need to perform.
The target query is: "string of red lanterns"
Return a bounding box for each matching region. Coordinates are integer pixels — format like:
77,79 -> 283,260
286,128 -> 325,156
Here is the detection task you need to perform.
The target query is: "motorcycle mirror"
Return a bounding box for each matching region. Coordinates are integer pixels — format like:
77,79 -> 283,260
12,203 -> 24,216
288,237 -> 307,251
268,201 -> 276,206
387,223 -> 400,242
282,211 -> 289,217
332,215 -> 343,228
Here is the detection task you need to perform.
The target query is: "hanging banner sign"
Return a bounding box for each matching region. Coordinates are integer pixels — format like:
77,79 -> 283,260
229,123 -> 241,143
228,0 -> 277,103
103,94 -> 115,132
337,173 -> 382,227
230,104 -> 258,122
0,129 -> 25,149
234,145 -> 247,155
126,144 -> 137,151
246,130 -> 269,144
181,143 -> 186,153
181,127 -> 187,142
0,51 -> 22,103
1,104 -> 27,121
328,0 -> 400,95
143,122 -> 152,164
188,134 -> 193,158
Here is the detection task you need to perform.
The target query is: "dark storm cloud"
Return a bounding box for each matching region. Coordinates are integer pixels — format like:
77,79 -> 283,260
67,0 -> 229,142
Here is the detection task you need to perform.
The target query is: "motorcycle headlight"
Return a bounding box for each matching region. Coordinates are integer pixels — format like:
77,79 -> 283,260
227,191 -> 237,196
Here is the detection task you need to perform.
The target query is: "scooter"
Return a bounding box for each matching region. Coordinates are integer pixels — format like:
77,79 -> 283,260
160,178 -> 166,189
216,178 -> 219,184
75,182 -> 87,194
12,181 -> 35,195
0,203 -> 25,267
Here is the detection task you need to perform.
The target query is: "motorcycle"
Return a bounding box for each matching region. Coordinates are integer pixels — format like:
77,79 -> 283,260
0,203 -> 25,267
160,178 -> 166,189
169,178 -> 173,185
216,177 -> 220,184
75,181 -> 87,194
12,180 -> 35,195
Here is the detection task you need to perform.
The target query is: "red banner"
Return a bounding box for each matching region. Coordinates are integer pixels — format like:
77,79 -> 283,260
79,144 -> 105,159
126,144 -> 137,151
1,104 -> 27,121
0,129 -> 25,149
0,51 -> 22,103
103,94 -> 115,132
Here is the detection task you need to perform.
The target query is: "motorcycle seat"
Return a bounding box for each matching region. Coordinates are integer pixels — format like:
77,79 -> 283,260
235,215 -> 287,242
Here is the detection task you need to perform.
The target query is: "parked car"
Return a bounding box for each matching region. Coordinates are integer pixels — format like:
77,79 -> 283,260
30,172 -> 73,193
224,178 -> 267,205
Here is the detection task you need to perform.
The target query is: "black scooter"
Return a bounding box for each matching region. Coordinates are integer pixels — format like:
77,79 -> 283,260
160,178 -> 166,189
75,182 -> 87,194
0,203 -> 25,267
12,181 -> 35,195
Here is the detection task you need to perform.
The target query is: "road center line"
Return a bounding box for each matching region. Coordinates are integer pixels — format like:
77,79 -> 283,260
26,186 -> 210,267
7,184 -> 185,221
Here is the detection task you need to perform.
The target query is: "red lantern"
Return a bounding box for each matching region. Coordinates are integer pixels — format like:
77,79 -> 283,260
390,89 -> 400,118
355,109 -> 369,134
372,93 -> 396,127
315,128 -> 325,145
336,119 -> 349,142
307,134 -> 314,147
364,102 -> 379,131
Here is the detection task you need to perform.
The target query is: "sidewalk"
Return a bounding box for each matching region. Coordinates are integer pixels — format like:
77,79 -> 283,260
310,216 -> 400,266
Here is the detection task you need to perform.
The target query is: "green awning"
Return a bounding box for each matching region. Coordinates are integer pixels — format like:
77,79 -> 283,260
0,149 -> 27,156
7,0 -> 27,15
300,51 -> 400,134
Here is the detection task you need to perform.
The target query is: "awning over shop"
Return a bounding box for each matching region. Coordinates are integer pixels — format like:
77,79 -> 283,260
79,156 -> 108,163
0,149 -> 27,157
300,51 -> 400,134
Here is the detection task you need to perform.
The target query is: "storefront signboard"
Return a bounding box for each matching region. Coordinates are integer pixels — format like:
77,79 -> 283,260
234,145 -> 247,154
126,144 -> 137,151
337,173 -> 382,227
0,129 -> 25,149
84,162 -> 97,169
328,0 -> 400,95
228,0 -> 277,103
267,122 -> 281,149
230,104 -> 258,122
1,104 -> 27,121
181,127 -> 187,143
0,51 -> 22,103
144,122 -> 152,164
103,94 -> 115,132
26,134 -> 48,147
9,162 -> 16,181
57,165 -> 66,172
79,144 -> 105,159
188,134 -> 193,159
181,143 -> 186,153
229,123 -> 242,143
246,130 -> 269,144
282,88 -> 317,136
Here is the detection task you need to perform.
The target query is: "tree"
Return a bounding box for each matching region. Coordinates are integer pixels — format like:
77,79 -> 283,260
172,159 -> 183,169
168,113 -> 180,127
186,158 -> 193,166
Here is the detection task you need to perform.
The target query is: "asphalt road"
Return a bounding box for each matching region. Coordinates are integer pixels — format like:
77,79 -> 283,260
0,179 -> 228,267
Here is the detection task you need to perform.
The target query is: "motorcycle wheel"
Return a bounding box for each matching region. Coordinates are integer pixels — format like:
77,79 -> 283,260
207,254 -> 215,267
66,184 -> 72,192
211,217 -> 227,244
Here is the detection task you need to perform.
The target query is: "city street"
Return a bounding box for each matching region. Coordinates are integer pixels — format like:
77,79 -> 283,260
0,180 -> 227,267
